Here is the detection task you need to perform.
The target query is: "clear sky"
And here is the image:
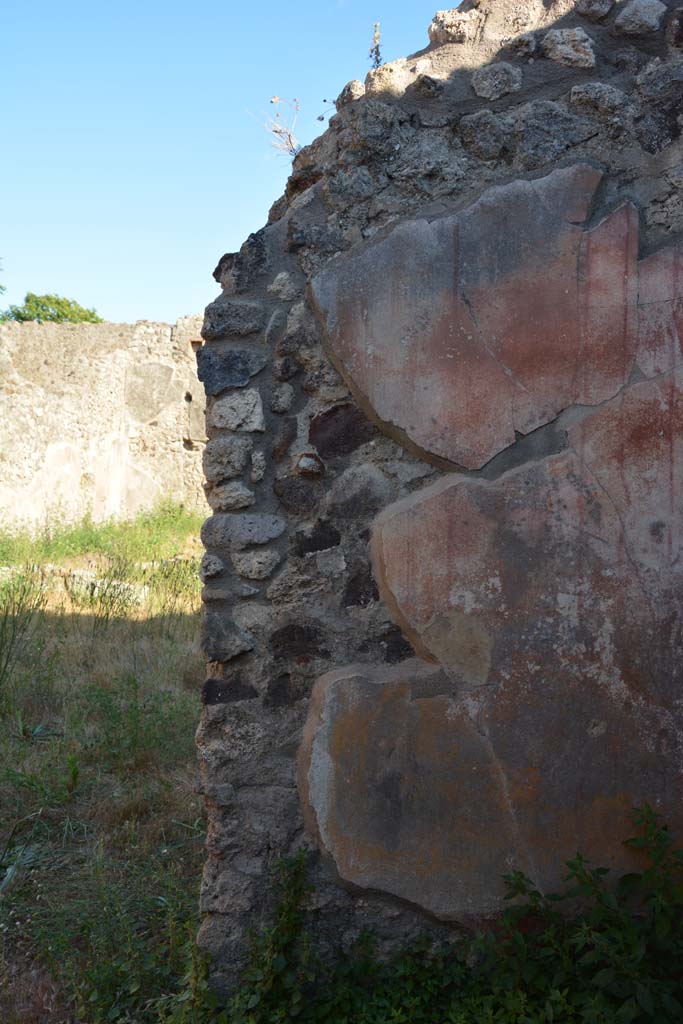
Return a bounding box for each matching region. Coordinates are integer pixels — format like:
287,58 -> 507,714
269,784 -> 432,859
2,1 -> 440,324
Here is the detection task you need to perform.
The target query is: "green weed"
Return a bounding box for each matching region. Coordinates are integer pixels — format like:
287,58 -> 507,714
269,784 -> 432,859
0,500 -> 204,566
225,807 -> 683,1024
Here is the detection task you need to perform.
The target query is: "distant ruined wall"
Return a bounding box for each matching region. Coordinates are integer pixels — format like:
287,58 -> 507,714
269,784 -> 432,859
0,316 -> 207,527
195,0 -> 683,994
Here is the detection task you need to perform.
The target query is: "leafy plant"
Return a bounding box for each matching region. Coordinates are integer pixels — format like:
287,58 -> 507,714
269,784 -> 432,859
228,852 -> 314,1024
0,291 -> 102,323
224,808 -> 683,1024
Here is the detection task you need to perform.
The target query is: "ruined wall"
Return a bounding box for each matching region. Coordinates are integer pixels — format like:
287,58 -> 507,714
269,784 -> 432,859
0,316 -> 206,526
196,0 -> 683,993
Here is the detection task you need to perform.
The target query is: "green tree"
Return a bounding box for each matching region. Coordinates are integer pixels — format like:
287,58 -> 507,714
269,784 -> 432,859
0,292 -> 102,323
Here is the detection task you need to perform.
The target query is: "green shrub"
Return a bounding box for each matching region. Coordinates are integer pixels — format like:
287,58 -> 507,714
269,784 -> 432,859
225,807 -> 683,1024
0,292 -> 102,323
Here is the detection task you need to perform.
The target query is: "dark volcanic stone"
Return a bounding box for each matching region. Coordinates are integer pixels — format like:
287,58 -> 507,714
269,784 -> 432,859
270,622 -> 330,661
202,296 -> 264,340
202,677 -> 259,705
212,230 -> 268,290
291,520 -> 341,556
264,672 -> 299,708
343,563 -> 380,608
308,403 -> 376,459
359,625 -> 414,664
273,475 -> 321,517
201,607 -> 254,662
196,347 -> 268,397
635,59 -> 683,152
515,102 -> 598,170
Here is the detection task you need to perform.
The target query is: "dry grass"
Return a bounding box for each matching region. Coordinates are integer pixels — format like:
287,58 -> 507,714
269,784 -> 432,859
0,508 -> 205,1022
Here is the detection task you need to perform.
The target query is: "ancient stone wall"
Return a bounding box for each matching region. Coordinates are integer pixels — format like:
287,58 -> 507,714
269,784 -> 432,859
195,0 -> 683,993
0,316 -> 206,526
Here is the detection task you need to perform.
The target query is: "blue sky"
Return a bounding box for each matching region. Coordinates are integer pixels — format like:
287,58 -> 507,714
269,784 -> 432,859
2,1 -> 439,323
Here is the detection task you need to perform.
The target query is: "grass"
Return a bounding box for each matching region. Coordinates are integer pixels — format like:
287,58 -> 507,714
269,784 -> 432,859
0,503 -> 206,1023
0,501 -> 205,566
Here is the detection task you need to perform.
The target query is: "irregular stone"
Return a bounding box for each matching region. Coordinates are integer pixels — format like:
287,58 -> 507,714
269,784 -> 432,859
311,165 -> 637,470
205,480 -> 256,512
315,547 -> 346,578
212,231 -> 267,292
270,620 -> 330,660
355,626 -> 413,663
201,607 -> 254,663
200,863 -> 255,914
270,383 -> 295,414
202,677 -> 259,704
250,450 -> 267,483
516,103 -> 598,168
348,100 -> 402,157
291,520 -> 341,556
507,32 -> 536,56
201,581 -> 258,603
413,74 -> 444,97
264,672 -> 299,707
294,451 -> 325,477
541,28 -> 596,67
667,8 -> 683,46
576,0 -> 614,19
282,302 -> 319,352
196,346 -> 268,397
267,271 -> 302,301
471,61 -> 522,100
273,474 -> 321,517
201,513 -> 286,551
208,390 -> 265,432
202,436 -> 253,484
231,549 -> 281,581
342,563 -> 379,608
202,297 -> 264,340
570,82 -> 630,116
365,59 -> 419,100
336,79 -> 365,109
635,56 -> 683,153
428,6 -> 483,44
308,402 -> 376,459
200,553 -> 224,581
459,109 -> 511,161
615,0 -> 667,34
325,465 -> 394,522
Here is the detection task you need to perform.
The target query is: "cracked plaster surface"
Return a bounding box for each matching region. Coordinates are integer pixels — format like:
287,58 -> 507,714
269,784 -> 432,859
299,166 -> 683,920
